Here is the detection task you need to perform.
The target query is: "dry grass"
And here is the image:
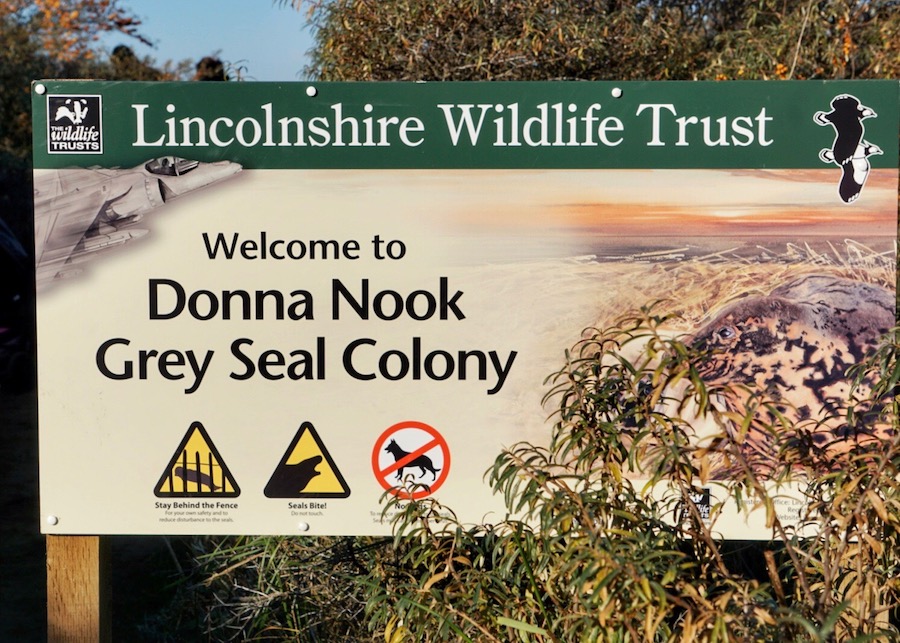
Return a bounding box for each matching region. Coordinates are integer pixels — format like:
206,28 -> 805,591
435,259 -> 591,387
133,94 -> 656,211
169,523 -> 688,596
139,535 -> 385,641
592,239 -> 895,334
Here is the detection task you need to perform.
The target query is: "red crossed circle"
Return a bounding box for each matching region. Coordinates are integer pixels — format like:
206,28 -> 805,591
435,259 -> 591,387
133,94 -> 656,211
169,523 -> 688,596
371,420 -> 450,499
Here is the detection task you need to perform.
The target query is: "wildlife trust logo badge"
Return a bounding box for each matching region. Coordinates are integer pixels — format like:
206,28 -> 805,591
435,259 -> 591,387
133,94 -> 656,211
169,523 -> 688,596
47,94 -> 102,154
814,94 -> 882,204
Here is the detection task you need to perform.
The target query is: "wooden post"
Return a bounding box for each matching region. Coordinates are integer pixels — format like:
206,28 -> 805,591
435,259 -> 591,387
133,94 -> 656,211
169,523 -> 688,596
46,536 -> 111,643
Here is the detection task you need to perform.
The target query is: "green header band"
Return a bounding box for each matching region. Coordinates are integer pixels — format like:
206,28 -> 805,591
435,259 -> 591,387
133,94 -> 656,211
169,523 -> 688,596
33,80 -> 899,170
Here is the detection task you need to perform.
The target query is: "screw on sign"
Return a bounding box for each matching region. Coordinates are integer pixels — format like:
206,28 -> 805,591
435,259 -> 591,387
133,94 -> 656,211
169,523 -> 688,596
372,421 -> 450,500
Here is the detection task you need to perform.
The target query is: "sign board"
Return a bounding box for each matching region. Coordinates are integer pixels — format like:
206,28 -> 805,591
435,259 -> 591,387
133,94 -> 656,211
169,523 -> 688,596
33,80 -> 899,537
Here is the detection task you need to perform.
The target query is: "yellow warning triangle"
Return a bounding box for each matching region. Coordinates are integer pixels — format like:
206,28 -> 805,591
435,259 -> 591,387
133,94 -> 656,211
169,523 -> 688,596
265,422 -> 350,498
155,422 -> 240,498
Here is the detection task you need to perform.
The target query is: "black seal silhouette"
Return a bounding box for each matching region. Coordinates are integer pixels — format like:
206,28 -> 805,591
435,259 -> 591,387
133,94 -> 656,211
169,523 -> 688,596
174,465 -> 220,491
264,455 -> 322,497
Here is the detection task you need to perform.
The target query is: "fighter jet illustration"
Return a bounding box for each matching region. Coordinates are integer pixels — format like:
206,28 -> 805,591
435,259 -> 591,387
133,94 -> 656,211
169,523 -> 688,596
34,156 -> 241,289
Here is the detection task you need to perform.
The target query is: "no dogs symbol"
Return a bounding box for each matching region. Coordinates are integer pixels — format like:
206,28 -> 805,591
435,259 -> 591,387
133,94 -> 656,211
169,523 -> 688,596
371,421 -> 450,499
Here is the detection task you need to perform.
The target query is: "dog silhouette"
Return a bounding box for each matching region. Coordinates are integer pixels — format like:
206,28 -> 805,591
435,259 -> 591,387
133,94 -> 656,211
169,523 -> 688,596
385,439 -> 440,481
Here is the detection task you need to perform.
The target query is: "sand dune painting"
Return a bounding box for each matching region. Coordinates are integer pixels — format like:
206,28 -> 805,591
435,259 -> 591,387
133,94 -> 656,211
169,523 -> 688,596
395,167 -> 898,486
282,166 -> 896,440
437,168 -> 896,257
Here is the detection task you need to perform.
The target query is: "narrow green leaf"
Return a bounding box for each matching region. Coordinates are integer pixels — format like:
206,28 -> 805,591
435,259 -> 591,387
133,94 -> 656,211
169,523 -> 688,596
496,616 -> 549,636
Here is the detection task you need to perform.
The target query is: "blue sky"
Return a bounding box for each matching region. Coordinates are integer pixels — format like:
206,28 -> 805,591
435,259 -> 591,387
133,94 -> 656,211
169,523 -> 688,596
100,1 -> 316,81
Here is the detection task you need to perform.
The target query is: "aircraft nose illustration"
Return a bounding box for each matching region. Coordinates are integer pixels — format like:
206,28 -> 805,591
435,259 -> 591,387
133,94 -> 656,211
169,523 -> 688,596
144,156 -> 243,202
34,156 -> 242,289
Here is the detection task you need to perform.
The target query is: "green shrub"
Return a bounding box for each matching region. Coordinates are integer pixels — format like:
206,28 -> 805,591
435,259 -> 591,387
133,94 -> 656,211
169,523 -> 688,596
364,309 -> 900,642
156,305 -> 900,642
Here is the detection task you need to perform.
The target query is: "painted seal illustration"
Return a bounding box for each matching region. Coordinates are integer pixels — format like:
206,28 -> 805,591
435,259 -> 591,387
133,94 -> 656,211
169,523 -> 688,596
813,94 -> 881,204
689,274 -> 894,475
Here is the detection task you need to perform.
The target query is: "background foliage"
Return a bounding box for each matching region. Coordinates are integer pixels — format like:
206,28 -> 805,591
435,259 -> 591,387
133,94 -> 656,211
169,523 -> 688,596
5,1 -> 900,639
302,0 -> 900,81
361,311 -> 900,641
0,0 -> 216,242
148,306 -> 900,641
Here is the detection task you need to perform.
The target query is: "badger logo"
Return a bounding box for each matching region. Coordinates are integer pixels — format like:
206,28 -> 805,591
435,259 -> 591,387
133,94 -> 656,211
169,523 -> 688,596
53,98 -> 89,125
46,94 -> 102,154
814,94 -> 881,204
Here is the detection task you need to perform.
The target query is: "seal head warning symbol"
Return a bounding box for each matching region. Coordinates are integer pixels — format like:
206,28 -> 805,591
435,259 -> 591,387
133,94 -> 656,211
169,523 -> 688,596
265,422 -> 350,498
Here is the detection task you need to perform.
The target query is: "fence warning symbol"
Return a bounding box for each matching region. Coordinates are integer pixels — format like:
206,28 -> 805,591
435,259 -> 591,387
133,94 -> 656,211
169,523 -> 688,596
264,422 -> 350,498
154,422 -> 240,498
